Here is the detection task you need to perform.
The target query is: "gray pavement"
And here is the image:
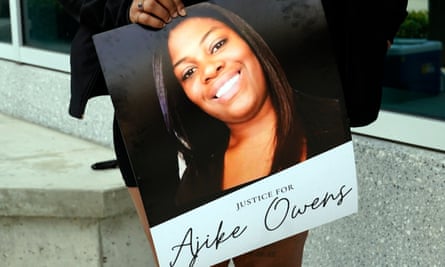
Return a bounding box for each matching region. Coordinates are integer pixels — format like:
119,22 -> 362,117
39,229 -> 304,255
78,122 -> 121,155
0,112 -> 122,192
0,112 -> 130,219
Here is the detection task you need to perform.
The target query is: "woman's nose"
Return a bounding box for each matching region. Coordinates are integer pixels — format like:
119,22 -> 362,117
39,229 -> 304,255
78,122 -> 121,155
202,60 -> 224,83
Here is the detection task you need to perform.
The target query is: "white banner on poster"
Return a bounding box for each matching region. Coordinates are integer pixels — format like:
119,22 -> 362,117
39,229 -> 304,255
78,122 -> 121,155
151,141 -> 358,267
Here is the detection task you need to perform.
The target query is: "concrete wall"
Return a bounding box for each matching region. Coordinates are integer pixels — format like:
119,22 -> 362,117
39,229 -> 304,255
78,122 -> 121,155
304,135 -> 445,266
0,213 -> 154,267
0,60 -> 114,148
1,59 -> 444,266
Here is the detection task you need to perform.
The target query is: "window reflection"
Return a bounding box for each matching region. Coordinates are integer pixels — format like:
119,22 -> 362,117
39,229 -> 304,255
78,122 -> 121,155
382,1 -> 445,121
21,0 -> 78,53
0,0 -> 11,43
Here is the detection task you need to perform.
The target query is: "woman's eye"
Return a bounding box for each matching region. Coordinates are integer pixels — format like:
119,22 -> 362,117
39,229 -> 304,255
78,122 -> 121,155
182,67 -> 196,81
211,39 -> 227,54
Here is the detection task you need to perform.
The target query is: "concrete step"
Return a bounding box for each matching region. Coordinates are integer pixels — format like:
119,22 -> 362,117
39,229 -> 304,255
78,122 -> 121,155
0,113 -> 154,267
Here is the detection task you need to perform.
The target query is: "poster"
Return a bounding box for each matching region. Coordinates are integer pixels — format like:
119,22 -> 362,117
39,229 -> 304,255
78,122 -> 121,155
93,1 -> 358,266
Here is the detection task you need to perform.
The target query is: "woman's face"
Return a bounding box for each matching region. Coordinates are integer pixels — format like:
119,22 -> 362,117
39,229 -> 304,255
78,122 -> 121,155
168,17 -> 269,125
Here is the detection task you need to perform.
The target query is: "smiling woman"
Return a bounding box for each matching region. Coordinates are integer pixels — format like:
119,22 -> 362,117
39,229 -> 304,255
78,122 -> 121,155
168,17 -> 269,128
167,16 -> 278,190
151,2 -> 349,266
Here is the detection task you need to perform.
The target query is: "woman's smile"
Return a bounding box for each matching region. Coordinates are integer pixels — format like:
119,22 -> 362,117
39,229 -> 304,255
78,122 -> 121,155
213,71 -> 240,100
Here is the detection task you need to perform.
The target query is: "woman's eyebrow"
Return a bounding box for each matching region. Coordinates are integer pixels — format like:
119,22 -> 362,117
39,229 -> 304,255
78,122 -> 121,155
172,26 -> 221,69
200,26 -> 219,46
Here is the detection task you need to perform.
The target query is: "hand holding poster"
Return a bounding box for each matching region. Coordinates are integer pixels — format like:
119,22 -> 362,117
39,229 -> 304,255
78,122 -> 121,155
93,1 -> 358,266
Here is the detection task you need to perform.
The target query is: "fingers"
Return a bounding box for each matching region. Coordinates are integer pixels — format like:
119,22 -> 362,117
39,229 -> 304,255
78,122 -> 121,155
157,0 -> 186,17
129,0 -> 186,29
138,1 -> 173,28
171,0 -> 186,16
135,12 -> 168,28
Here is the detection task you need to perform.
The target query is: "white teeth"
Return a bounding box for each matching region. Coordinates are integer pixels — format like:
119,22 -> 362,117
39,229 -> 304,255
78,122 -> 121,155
216,74 -> 239,98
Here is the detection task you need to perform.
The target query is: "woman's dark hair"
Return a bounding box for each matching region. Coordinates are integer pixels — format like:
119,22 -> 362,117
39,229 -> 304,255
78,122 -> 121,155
152,2 -> 304,173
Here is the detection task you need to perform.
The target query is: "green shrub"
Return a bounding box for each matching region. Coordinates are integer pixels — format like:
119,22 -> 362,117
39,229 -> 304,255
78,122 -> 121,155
396,10 -> 429,38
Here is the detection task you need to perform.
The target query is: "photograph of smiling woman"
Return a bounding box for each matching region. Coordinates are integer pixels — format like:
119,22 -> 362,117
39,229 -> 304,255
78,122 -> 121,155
91,1 -> 354,266
152,2 -> 349,213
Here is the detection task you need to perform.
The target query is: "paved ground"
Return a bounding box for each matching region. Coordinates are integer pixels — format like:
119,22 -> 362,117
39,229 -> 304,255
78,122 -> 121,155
0,112 -> 123,192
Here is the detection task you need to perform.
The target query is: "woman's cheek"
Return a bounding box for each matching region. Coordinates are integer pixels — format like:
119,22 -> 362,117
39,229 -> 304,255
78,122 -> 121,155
184,83 -> 202,105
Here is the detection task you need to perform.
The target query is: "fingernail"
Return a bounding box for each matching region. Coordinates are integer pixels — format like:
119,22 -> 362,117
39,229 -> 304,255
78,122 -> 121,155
178,8 -> 186,16
172,12 -> 178,18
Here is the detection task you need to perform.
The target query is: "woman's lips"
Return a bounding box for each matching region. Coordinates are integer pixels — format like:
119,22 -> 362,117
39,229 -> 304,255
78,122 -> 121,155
214,73 -> 240,99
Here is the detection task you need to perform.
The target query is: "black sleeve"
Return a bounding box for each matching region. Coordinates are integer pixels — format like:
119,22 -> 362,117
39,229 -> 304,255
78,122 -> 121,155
57,0 -> 82,21
322,0 -> 408,127
57,0 -> 133,118
58,0 -> 132,31
79,0 -> 133,31
382,0 -> 409,43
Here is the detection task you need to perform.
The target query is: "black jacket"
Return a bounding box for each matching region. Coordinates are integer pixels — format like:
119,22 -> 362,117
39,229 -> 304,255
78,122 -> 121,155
58,0 -> 132,118
321,0 -> 408,126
